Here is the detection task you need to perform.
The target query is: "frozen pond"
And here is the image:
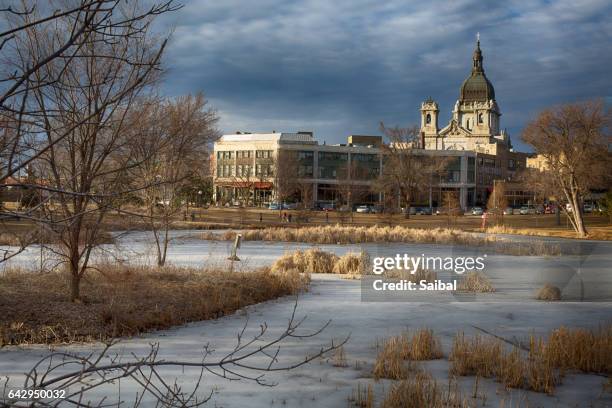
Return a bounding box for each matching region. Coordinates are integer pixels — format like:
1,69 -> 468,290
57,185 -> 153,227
1,230 -> 611,406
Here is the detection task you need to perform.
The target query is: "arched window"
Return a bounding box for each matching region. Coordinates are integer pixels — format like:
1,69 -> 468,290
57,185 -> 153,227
478,113 -> 484,124
426,113 -> 431,124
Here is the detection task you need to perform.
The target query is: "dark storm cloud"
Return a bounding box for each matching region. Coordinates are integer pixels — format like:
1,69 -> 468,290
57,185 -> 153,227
158,0 -> 612,151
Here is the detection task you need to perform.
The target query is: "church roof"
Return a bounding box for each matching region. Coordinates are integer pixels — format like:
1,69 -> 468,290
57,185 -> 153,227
459,39 -> 495,102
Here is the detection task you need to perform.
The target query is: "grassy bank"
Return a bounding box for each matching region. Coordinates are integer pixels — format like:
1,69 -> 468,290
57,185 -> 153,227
203,225 -> 563,256
0,264 -> 307,345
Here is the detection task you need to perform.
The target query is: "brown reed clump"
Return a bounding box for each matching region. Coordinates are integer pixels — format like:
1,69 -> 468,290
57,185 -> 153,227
380,372 -> 471,408
348,383 -> 374,408
332,252 -> 362,275
543,325 -> 612,374
373,329 -> 443,380
271,248 -> 338,274
449,331 -> 562,394
536,284 -> 561,301
456,272 -> 495,293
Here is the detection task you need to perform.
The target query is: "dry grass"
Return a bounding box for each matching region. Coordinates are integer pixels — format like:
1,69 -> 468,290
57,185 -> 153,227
214,225 -> 495,247
450,326 -> 612,394
447,329 -> 609,394
544,326 -> 612,374
332,252 -> 363,275
271,248 -> 338,274
348,383 -> 374,408
380,372 -> 471,408
486,224 -> 612,241
331,344 -> 348,367
207,225 -> 565,256
536,284 -> 561,301
456,272 -> 495,293
0,263 -> 308,345
271,249 -> 372,277
373,329 -> 443,380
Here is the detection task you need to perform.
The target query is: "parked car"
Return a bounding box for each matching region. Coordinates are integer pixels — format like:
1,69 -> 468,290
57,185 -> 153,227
417,207 -> 433,215
583,203 -> 594,213
315,202 -> 335,211
519,205 -> 536,215
282,202 -> 298,210
370,205 -> 383,214
471,207 -> 484,216
356,205 -> 370,213
512,208 -> 522,215
503,207 -> 514,215
268,202 -> 282,210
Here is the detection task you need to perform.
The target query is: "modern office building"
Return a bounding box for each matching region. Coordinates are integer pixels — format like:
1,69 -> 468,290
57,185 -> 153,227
212,39 -> 531,209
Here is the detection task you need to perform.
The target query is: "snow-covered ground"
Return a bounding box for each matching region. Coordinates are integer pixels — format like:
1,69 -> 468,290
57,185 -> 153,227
1,231 -> 611,406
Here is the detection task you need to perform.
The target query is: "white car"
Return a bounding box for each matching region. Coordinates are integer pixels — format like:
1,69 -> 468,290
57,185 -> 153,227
355,205 -> 370,213
471,207 -> 484,216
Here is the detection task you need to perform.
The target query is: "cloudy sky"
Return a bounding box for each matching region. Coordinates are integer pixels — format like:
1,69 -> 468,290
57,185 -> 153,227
158,0 -> 612,151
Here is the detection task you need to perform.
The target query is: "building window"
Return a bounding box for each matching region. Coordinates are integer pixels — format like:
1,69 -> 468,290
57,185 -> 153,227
478,113 -> 483,124
298,151 -> 314,160
298,165 -> 313,178
426,113 -> 431,124
256,150 -> 273,159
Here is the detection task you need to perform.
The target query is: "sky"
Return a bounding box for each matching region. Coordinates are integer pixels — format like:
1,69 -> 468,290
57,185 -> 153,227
158,0 -> 612,152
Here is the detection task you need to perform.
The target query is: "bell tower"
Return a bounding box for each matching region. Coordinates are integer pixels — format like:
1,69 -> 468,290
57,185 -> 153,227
420,97 -> 439,136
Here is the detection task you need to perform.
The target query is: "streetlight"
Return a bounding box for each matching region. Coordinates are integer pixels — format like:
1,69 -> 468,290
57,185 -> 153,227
197,190 -> 202,207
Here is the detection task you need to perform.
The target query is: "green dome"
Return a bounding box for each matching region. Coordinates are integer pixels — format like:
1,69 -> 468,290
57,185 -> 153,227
459,40 -> 495,102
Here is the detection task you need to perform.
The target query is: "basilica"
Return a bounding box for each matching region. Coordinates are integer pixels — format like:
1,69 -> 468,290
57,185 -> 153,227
420,38 -> 513,156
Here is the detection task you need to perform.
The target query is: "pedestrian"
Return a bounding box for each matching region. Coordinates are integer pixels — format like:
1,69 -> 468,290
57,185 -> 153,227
325,211 -> 329,223
259,212 -> 263,223
288,213 -> 292,223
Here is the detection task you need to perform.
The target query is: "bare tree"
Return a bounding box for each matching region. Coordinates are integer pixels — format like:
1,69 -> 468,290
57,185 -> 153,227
486,181 -> 508,226
128,93 -> 218,266
0,1 -> 180,265
441,191 -> 461,226
379,123 -> 448,219
5,1 -> 177,301
521,100 -> 611,237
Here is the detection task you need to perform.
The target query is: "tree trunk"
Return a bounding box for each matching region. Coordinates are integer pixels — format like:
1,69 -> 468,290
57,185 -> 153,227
70,273 -> 81,302
571,194 -> 587,237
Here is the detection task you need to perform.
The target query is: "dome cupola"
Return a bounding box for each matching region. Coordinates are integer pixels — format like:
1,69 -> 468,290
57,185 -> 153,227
459,35 -> 495,102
